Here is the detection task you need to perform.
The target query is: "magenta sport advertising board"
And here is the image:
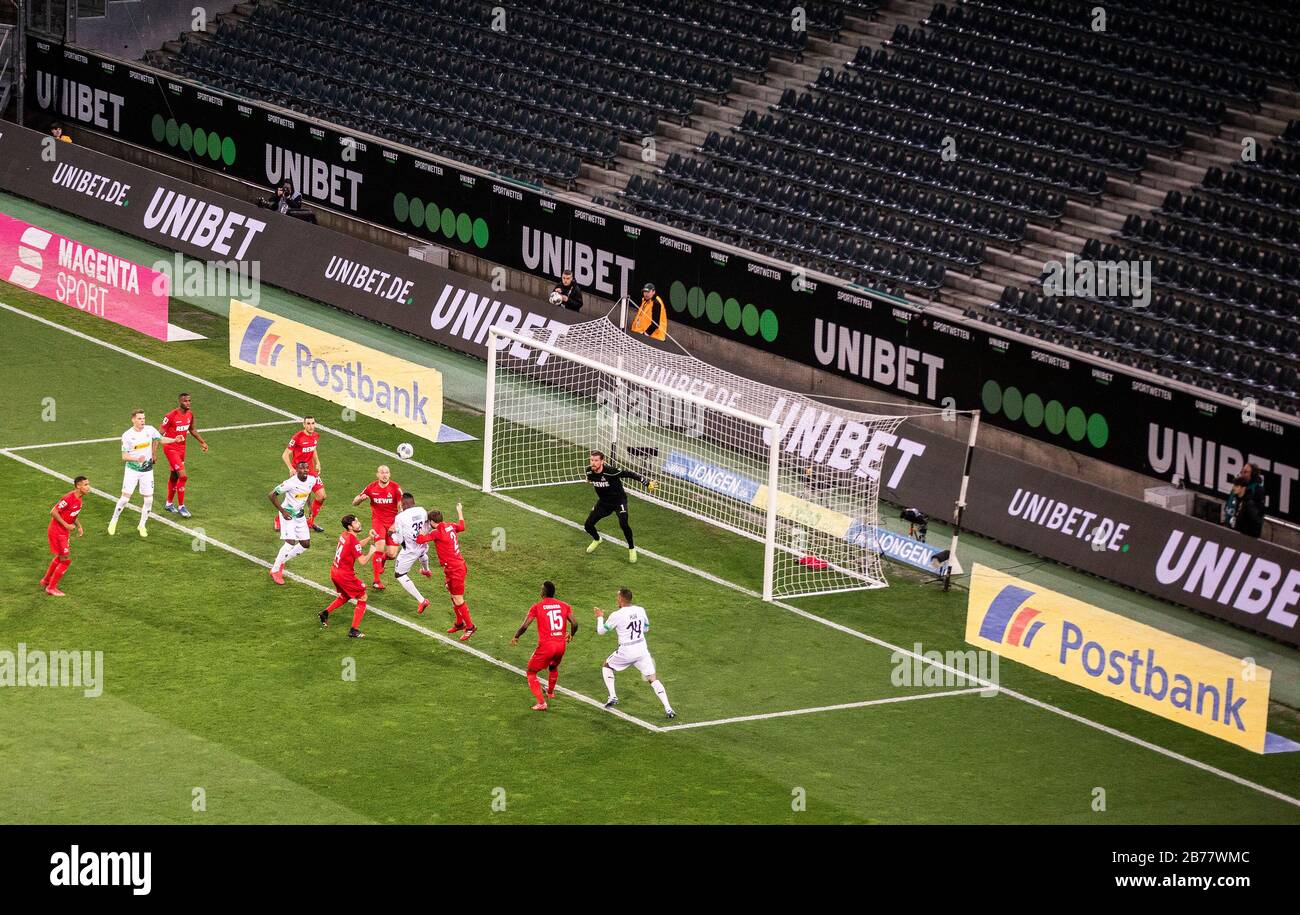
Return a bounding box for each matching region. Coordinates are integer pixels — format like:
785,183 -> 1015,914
0,210 -> 172,340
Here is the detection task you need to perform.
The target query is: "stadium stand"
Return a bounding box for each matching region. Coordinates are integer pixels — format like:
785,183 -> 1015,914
149,0 -> 1300,411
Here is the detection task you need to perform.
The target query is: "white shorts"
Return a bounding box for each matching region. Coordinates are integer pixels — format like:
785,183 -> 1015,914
394,546 -> 427,577
279,516 -> 311,541
606,643 -> 656,678
121,466 -> 154,497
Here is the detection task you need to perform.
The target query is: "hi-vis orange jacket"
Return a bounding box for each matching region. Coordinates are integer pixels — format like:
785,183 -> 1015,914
631,293 -> 668,340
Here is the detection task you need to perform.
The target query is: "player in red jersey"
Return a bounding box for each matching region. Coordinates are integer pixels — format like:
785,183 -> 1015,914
319,514 -> 378,638
351,464 -> 402,590
278,416 -> 326,532
161,392 -> 209,519
511,580 -> 578,710
415,502 -> 476,640
43,476 -> 90,597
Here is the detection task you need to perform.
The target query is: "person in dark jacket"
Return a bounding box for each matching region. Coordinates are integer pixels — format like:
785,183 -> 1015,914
550,269 -> 584,312
1234,463 -> 1267,538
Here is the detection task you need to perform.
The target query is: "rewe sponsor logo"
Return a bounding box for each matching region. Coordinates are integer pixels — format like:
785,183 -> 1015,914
49,846 -> 150,895
0,644 -> 103,697
1042,254 -> 1152,308
1155,530 -> 1299,629
430,284 -> 569,365
49,162 -> 130,205
264,145 -> 363,211
324,255 -> 414,303
812,319 -> 944,400
1148,424 -> 1297,516
1005,488 -> 1130,551
33,70 -> 125,132
141,186 -> 267,259
764,396 -> 927,489
520,226 -> 634,298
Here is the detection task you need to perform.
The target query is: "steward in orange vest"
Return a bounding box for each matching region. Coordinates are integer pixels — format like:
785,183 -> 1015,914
631,283 -> 668,341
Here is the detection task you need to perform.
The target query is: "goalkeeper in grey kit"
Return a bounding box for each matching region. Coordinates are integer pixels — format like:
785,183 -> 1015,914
583,450 -> 656,563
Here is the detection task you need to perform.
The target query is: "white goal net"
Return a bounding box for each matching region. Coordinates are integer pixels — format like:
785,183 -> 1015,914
484,317 -> 911,601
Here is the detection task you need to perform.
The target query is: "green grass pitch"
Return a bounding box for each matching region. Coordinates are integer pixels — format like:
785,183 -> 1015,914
1,287 -> 1298,824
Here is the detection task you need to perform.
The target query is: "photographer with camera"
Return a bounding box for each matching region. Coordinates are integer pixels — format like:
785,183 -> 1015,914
258,180 -> 317,224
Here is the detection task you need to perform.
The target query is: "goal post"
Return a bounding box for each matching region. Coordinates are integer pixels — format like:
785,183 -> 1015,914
483,317 -> 915,601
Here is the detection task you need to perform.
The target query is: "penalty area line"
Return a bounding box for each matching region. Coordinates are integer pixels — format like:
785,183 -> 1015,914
4,419 -> 300,452
5,300 -> 1300,811
659,687 -> 989,732
0,446 -> 662,735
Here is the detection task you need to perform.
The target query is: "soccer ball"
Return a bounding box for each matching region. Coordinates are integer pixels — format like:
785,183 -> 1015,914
396,442 -> 414,460
549,290 -> 564,306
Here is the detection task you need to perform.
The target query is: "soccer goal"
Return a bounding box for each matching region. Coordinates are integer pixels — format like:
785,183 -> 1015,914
483,317 -> 923,601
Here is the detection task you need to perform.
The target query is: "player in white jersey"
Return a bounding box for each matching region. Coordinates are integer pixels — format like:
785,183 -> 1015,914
266,460 -> 324,585
108,408 -> 181,537
386,491 -> 432,615
594,586 -> 675,719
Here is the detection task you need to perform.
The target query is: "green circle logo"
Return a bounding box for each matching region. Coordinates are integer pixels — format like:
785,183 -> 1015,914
705,291 -> 724,324
440,207 -> 456,239
687,286 -> 706,319
178,123 -> 194,153
669,281 -> 688,313
472,217 -> 489,249
393,192 -> 410,223
723,297 -> 742,330
1044,400 -> 1066,434
165,119 -> 180,146
759,310 -> 778,342
221,136 -> 237,166
409,197 -> 425,229
456,212 -> 473,244
1002,386 -> 1024,422
741,303 -> 759,336
1023,393 -> 1044,428
981,380 -> 1002,415
1066,406 -> 1088,441
151,114 -> 166,143
1087,412 -> 1109,449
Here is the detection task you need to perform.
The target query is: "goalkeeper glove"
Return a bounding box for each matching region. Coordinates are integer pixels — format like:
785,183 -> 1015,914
646,479 -> 657,494
138,458 -> 155,471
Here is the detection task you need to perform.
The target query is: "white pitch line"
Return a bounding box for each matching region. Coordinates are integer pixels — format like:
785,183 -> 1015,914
5,300 -> 1300,811
4,419 -> 299,452
1,447 -> 662,734
659,687 -> 988,732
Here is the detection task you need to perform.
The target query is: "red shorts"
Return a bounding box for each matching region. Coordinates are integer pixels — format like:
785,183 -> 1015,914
443,562 -> 467,595
331,571 -> 366,601
527,643 -> 566,673
163,446 -> 186,472
47,523 -> 70,556
370,519 -> 394,543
